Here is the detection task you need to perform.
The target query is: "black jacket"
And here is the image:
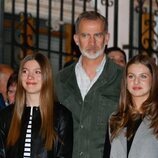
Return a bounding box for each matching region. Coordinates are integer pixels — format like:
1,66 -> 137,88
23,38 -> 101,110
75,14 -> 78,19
0,93 -> 5,110
0,103 -> 73,158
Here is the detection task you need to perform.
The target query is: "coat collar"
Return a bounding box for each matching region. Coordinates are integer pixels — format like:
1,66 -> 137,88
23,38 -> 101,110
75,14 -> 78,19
61,57 -> 122,90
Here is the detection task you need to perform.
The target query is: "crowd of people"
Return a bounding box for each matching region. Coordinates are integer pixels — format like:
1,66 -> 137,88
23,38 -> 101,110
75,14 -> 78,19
0,11 -> 158,158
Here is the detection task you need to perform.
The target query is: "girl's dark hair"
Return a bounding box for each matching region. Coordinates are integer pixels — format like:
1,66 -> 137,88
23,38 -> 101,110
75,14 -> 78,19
7,71 -> 18,92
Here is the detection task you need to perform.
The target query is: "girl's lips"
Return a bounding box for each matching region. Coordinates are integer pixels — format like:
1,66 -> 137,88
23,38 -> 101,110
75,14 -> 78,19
132,86 -> 142,90
26,82 -> 36,85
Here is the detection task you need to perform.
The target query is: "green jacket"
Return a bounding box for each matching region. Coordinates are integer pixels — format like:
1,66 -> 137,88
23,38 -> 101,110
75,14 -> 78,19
55,57 -> 123,158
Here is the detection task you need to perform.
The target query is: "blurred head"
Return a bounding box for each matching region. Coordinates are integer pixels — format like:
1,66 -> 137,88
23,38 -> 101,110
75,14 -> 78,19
74,11 -> 109,60
107,47 -> 126,67
0,64 -> 13,101
7,71 -> 18,104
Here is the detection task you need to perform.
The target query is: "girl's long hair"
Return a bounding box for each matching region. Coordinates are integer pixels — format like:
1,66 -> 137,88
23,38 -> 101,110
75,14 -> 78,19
7,52 -> 56,150
110,54 -> 158,140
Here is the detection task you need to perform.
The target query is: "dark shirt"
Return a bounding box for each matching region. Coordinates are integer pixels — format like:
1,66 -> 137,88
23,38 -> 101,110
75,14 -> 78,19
103,123 -> 111,158
0,93 -> 5,110
127,118 -> 142,157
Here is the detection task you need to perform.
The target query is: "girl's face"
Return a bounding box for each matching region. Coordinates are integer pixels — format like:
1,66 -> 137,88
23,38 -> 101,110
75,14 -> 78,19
21,60 -> 42,96
127,63 -> 152,102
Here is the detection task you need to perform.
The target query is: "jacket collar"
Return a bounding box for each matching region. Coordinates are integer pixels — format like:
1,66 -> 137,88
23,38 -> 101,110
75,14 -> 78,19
61,57 -> 122,89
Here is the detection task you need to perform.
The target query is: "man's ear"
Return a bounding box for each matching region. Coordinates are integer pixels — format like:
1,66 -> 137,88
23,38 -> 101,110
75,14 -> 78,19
73,34 -> 79,45
104,33 -> 110,45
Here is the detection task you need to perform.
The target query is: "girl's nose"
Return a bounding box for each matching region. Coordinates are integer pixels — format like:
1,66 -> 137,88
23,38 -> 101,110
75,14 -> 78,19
134,77 -> 140,84
27,72 -> 34,79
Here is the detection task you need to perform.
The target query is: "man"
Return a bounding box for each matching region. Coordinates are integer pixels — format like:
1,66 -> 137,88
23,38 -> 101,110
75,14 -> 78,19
55,11 -> 123,158
107,46 -> 126,67
0,64 -> 13,106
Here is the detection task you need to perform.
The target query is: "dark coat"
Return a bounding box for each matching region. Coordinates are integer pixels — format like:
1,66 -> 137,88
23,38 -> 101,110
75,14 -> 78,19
0,103 -> 73,158
0,93 -> 5,110
55,57 -> 123,158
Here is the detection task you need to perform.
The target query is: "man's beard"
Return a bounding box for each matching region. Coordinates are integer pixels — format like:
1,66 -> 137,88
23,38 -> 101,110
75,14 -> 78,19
79,45 -> 106,60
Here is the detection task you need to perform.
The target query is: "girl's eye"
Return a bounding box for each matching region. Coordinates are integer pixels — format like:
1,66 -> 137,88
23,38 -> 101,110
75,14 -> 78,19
35,70 -> 41,74
127,74 -> 134,79
140,74 -> 147,79
22,69 -> 27,74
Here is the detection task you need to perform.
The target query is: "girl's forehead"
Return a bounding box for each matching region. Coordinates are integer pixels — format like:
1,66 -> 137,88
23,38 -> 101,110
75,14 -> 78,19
128,63 -> 147,69
127,63 -> 151,74
23,60 -> 40,68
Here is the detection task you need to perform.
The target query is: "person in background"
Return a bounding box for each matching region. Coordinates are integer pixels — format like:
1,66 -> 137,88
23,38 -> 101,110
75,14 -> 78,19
0,52 -> 73,158
107,54 -> 158,158
6,71 -> 18,105
0,64 -> 13,105
55,11 -> 123,158
106,46 -> 126,67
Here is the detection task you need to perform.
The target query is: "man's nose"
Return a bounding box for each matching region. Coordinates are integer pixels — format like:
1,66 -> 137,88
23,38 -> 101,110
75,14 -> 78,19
89,35 -> 96,45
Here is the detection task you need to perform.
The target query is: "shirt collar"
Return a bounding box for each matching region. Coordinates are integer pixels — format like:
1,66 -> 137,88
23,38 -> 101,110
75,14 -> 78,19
76,55 -> 106,72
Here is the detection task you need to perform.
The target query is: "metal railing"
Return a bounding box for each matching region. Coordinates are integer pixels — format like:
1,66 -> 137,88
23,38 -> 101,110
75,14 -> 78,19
0,0 -> 158,70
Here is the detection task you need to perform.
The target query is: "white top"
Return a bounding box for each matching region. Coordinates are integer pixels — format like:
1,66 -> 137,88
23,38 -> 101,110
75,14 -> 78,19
23,107 -> 33,158
75,55 -> 106,100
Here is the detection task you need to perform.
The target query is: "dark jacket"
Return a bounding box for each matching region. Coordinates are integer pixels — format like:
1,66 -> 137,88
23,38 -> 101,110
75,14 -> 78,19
0,103 -> 73,158
55,57 -> 123,158
0,93 -> 5,110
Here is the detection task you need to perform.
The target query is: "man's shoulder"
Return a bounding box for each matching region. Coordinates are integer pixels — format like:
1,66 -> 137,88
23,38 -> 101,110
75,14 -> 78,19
106,58 -> 123,71
103,58 -> 124,76
56,63 -> 76,80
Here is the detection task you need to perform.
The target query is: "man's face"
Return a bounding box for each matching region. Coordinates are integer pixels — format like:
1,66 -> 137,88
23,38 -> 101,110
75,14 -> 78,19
74,19 -> 109,60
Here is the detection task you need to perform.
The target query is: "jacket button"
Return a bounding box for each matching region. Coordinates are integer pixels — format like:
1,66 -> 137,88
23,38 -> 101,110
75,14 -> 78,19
79,151 -> 83,156
80,125 -> 84,129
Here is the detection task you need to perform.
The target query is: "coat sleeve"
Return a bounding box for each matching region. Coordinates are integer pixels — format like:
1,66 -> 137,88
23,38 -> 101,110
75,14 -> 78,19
55,105 -> 73,158
0,112 -> 7,158
0,133 -> 5,158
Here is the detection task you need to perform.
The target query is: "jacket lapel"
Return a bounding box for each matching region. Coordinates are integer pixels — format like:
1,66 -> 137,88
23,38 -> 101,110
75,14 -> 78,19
88,57 -> 122,94
118,128 -> 127,154
128,118 -> 151,158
